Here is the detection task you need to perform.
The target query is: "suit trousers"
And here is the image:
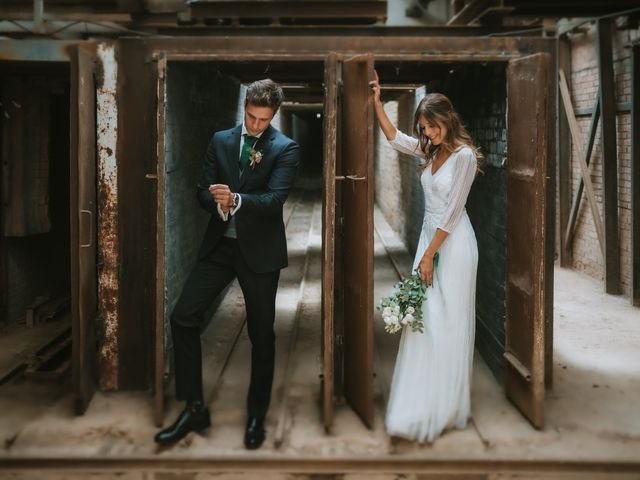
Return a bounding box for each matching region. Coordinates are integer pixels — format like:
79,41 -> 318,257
170,237 -> 280,420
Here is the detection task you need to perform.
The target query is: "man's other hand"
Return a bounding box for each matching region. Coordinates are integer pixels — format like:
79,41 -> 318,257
209,184 -> 234,210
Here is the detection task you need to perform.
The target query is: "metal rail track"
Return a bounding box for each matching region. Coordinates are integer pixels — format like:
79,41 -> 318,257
0,456 -> 638,475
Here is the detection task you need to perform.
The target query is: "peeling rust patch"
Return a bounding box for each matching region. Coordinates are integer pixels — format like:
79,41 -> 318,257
96,43 -> 119,391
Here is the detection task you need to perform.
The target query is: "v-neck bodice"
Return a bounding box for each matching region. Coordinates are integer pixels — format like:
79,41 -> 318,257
388,129 -> 477,234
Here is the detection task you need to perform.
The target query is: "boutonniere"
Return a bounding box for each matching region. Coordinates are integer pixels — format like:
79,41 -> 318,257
248,147 -> 263,170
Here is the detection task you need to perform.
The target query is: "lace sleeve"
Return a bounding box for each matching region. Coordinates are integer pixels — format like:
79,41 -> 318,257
388,130 -> 426,159
437,148 -> 477,233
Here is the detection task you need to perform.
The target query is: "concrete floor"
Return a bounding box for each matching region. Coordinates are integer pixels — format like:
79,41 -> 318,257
0,191 -> 639,479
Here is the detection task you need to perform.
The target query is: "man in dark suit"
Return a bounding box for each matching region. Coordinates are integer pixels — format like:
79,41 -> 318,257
154,79 -> 299,449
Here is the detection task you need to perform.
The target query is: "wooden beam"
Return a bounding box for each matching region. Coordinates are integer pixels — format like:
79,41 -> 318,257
557,34 -> 572,267
558,69 -> 606,259
446,0 -> 493,25
189,1 -> 387,21
632,44 -> 640,306
564,94 -> 600,252
597,18 -> 621,295
502,0 -> 640,17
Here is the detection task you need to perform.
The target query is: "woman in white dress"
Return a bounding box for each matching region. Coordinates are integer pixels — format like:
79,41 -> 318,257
370,75 -> 480,443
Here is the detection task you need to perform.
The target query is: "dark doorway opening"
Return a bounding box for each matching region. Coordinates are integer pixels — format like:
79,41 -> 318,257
0,63 -> 72,392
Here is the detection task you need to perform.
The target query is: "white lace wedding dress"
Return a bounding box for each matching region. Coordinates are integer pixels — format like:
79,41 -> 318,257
385,130 -> 479,443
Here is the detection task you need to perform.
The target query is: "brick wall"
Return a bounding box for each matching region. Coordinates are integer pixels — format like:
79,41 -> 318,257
164,64 -> 242,330
565,22 -> 639,297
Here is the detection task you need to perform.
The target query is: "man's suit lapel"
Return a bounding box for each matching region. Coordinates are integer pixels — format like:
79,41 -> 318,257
226,125 -> 242,191
238,124 -> 276,190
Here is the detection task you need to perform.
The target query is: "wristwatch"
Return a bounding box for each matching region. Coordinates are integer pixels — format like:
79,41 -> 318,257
231,193 -> 239,208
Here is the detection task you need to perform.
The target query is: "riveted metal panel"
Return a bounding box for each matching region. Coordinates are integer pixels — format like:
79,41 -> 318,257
505,52 -> 550,429
154,54 -> 167,427
340,54 -> 375,428
71,42 -> 99,414
96,43 -> 120,390
322,52 -> 338,432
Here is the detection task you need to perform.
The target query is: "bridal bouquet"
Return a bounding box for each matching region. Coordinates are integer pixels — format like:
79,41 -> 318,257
378,270 -> 428,334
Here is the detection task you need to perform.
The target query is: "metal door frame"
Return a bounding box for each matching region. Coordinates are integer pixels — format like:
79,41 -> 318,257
145,43 -> 556,430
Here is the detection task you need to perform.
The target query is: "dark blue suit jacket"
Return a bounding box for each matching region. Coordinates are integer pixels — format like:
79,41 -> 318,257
196,124 -> 300,273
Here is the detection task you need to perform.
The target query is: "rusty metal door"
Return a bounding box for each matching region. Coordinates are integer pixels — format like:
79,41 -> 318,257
70,43 -> 99,415
322,53 -> 375,430
340,54 -> 376,428
505,53 -> 551,429
321,53 -> 339,431
154,54 -> 168,426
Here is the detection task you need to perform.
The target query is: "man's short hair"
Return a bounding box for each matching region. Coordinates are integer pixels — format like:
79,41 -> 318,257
245,79 -> 284,111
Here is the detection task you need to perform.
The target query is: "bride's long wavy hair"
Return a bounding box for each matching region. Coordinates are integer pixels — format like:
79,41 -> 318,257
412,93 -> 483,172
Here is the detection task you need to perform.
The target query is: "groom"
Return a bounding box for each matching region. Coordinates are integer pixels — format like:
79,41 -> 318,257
154,79 -> 300,449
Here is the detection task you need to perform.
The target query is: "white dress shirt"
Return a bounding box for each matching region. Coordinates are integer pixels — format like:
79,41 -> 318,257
217,125 -> 265,234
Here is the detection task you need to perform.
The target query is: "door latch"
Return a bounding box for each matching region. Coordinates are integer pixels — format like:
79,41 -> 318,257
335,175 -> 366,181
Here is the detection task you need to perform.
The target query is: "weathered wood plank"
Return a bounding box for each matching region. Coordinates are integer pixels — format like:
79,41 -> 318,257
564,94 -> 600,252
558,69 -> 606,259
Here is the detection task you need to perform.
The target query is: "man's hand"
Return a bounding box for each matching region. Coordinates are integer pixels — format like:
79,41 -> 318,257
209,184 -> 234,213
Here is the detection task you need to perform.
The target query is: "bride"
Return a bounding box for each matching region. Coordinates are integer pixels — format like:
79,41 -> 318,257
370,73 -> 480,443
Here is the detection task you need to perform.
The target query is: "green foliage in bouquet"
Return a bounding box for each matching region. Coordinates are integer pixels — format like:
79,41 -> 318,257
378,270 -> 428,334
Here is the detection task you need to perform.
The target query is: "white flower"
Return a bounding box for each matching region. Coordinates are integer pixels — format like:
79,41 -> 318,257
249,149 -> 263,169
379,270 -> 427,335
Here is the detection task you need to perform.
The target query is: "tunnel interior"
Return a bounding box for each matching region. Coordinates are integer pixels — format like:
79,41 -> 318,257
161,60 -> 326,378
0,63 -> 72,384
160,58 -> 508,385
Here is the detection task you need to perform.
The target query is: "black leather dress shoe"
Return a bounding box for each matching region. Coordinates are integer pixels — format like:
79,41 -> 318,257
243,416 -> 266,450
154,405 -> 211,445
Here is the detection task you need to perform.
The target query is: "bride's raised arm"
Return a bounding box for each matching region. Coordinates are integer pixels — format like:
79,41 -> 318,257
369,71 -> 396,141
388,130 -> 425,159
370,70 -> 425,159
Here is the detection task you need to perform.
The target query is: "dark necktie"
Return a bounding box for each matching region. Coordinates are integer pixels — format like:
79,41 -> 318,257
240,134 -> 259,171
